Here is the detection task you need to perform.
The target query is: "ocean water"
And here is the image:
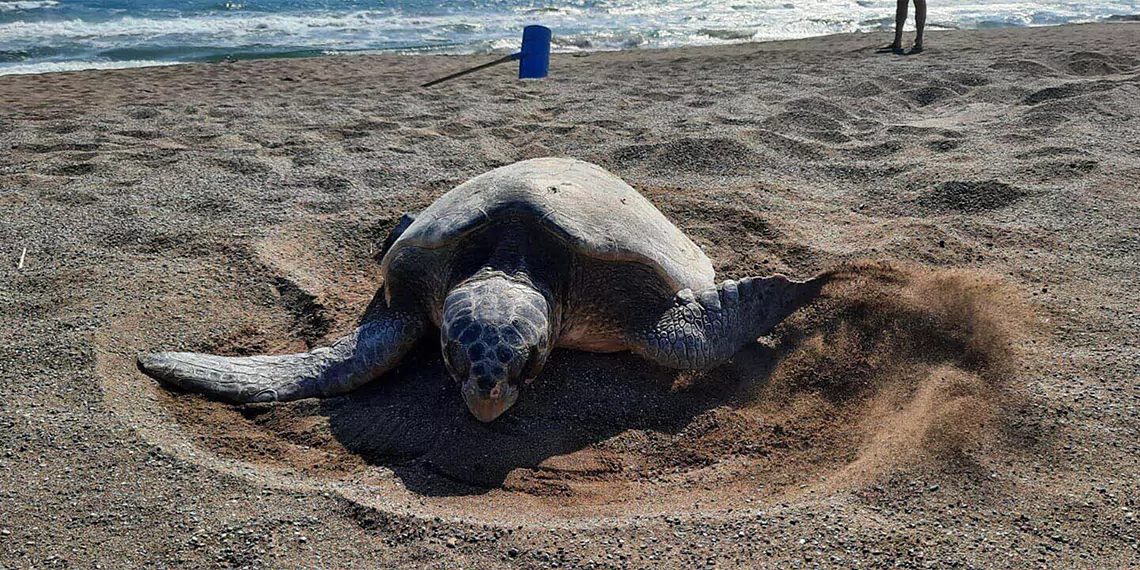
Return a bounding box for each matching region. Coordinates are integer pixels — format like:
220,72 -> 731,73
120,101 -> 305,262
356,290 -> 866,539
1,0 -> 1136,76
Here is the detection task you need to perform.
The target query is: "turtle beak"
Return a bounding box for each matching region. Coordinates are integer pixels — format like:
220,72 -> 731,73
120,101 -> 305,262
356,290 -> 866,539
461,378 -> 519,423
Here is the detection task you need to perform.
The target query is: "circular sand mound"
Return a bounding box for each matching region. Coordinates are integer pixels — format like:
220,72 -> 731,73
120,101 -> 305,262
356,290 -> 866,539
96,254 -> 1028,526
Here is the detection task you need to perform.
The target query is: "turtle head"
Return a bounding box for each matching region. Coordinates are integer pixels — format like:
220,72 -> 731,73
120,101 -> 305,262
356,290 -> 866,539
440,273 -> 554,422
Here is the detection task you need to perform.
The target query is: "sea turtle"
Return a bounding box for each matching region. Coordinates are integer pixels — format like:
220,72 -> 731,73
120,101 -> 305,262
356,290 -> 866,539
139,158 -> 829,422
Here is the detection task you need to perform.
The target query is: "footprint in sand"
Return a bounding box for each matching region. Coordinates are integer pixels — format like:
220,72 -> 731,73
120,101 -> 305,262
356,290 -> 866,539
1020,159 -> 1099,182
215,156 -> 274,176
743,130 -> 832,162
916,180 -> 1027,213
842,140 -> 904,160
39,162 -> 97,177
610,137 -> 758,175
762,108 -> 845,133
42,121 -> 84,134
123,105 -> 162,120
114,129 -> 163,140
988,59 -> 1058,76
1064,51 -> 1135,76
903,85 -> 958,107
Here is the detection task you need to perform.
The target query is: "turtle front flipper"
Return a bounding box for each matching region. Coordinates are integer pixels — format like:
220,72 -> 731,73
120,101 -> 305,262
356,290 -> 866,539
138,306 -> 426,402
378,211 -> 417,260
631,274 -> 829,370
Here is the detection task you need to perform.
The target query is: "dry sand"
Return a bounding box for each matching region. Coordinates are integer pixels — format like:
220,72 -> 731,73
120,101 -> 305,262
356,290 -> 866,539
2,22 -> 1138,569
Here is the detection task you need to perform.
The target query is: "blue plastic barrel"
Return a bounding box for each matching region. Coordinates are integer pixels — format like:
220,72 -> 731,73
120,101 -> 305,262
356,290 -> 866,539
518,25 -> 551,79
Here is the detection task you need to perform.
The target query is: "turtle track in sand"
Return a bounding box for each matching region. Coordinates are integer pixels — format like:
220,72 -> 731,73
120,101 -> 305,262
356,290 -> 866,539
95,215 -> 1033,526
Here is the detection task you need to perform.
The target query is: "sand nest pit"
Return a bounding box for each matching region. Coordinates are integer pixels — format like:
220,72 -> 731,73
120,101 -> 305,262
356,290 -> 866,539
99,259 -> 1030,525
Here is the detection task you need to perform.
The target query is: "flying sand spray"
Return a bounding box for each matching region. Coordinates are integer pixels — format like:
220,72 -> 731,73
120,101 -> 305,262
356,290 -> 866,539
422,25 -> 551,87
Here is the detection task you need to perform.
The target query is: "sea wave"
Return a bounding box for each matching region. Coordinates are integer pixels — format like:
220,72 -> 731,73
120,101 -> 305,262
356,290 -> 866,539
0,11 -> 416,44
3,2 -> 1127,48
0,58 -> 180,75
0,0 -> 59,12
0,0 -> 1136,76
699,28 -> 759,41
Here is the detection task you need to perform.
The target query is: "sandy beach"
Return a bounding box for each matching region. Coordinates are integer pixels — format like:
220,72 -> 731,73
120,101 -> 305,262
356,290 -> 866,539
2,22 -> 1138,568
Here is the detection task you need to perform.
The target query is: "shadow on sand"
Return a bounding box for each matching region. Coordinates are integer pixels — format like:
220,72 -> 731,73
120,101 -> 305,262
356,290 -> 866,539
301,340 -> 778,497
874,45 -> 924,56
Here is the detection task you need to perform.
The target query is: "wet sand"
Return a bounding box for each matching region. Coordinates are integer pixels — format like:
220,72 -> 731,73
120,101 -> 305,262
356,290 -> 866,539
1,22 -> 1138,568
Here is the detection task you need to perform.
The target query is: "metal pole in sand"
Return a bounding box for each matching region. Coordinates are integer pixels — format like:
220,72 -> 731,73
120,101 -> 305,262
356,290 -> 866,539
422,25 -> 552,88
422,54 -> 519,87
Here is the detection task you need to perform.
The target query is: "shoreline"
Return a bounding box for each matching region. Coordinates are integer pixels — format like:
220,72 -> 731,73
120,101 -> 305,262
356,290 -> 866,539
2,21 -> 1136,113
1,19 -> 1136,79
1,21 -> 1135,123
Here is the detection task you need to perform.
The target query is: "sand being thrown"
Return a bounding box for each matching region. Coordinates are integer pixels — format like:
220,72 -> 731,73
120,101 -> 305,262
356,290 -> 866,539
755,260 -> 1029,489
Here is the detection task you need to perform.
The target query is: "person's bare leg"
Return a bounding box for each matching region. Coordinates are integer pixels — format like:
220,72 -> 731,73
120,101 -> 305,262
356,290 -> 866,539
912,0 -> 927,51
892,0 -> 908,49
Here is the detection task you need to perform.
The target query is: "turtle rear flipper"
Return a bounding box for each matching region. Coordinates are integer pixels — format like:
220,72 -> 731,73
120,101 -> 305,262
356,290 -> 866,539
139,306 -> 425,402
631,274 -> 829,370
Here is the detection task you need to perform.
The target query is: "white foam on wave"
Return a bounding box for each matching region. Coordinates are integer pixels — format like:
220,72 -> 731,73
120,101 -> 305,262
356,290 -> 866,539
0,59 -> 181,75
0,0 -> 1136,76
0,0 -> 59,11
0,11 -> 406,44
1,1 -> 1126,47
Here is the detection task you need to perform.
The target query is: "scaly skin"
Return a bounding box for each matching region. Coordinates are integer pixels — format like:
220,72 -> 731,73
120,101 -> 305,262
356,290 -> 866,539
633,274 -> 828,370
138,306 -> 425,402
439,270 -> 556,422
